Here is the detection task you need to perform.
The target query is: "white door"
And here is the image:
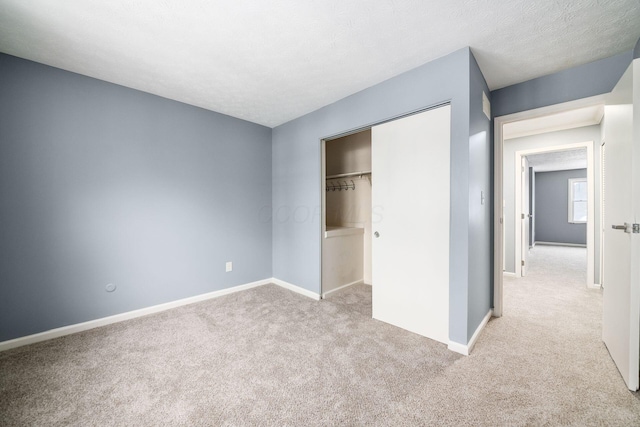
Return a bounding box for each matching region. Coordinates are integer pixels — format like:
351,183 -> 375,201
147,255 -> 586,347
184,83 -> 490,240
602,61 -> 640,391
371,105 -> 451,344
521,157 -> 530,276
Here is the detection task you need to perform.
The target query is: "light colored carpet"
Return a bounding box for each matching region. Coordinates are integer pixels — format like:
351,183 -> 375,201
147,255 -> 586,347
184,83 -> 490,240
1,245 -> 639,425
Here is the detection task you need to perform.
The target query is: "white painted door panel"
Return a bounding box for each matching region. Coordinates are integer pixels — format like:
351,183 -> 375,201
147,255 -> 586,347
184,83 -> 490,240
602,62 -> 639,391
371,105 -> 450,344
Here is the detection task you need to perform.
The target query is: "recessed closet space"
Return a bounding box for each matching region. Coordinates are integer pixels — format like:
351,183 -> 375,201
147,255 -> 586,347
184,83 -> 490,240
322,129 -> 372,298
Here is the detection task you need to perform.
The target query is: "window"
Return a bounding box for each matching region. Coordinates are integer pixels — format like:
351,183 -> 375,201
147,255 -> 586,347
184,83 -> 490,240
568,178 -> 587,223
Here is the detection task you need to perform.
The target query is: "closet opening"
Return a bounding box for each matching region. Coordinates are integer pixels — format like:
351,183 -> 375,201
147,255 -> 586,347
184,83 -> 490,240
321,129 -> 372,299
320,104 -> 451,345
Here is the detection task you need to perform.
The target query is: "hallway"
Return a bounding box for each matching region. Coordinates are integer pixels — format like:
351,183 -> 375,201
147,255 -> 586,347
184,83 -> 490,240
504,244 -> 589,319
477,244 -> 640,422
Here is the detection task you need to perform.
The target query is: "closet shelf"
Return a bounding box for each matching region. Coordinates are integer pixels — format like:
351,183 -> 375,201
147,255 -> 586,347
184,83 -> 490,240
326,171 -> 371,180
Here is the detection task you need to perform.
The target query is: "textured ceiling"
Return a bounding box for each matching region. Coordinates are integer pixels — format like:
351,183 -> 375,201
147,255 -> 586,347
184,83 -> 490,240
0,1 -> 638,127
526,149 -> 587,172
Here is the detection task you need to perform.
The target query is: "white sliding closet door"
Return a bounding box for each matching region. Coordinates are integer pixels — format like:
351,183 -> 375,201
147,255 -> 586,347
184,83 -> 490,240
371,105 -> 451,344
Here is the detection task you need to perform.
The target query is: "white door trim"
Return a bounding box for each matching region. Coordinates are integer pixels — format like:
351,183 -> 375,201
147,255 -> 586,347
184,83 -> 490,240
320,139 -> 326,298
600,141 -> 606,286
493,94 -> 607,317
513,142 -> 595,287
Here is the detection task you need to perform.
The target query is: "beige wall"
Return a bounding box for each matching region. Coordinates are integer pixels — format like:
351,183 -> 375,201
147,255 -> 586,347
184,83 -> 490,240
325,130 -> 372,285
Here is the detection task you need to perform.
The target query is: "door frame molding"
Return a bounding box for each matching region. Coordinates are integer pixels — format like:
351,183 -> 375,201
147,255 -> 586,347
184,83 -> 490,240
600,141 -> 606,286
493,94 -> 607,317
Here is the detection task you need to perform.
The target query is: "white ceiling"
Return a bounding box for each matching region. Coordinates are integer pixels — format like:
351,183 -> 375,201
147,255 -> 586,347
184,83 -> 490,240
526,149 -> 587,172
0,1 -> 638,127
503,105 -> 604,140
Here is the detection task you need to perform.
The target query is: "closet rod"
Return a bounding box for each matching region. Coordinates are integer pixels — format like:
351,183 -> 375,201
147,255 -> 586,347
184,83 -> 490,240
325,171 -> 372,180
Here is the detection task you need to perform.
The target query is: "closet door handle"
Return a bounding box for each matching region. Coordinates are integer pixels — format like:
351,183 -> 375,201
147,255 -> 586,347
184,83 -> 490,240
374,231 -> 380,238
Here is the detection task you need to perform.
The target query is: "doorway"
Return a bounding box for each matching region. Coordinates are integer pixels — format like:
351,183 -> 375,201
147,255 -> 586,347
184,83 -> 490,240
320,104 -> 452,346
496,62 -> 639,391
493,98 -> 607,316
321,129 -> 372,299
513,143 -> 595,285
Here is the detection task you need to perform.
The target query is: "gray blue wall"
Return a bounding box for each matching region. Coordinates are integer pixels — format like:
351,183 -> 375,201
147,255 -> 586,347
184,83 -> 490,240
272,47 -> 492,345
534,169 -> 587,245
3,41 -> 636,346
467,52 -> 493,339
492,51 -> 632,117
0,54 -> 272,342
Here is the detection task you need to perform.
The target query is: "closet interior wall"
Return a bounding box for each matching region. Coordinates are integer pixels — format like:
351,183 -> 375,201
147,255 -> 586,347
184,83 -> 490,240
325,130 -> 372,286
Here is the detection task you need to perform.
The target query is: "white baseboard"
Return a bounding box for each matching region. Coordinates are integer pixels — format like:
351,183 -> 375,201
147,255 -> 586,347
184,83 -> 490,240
535,241 -> 586,248
447,340 -> 468,355
447,309 -> 493,356
271,278 -> 321,301
588,283 -> 602,290
321,280 -> 363,299
0,278 -> 272,352
503,272 -> 516,277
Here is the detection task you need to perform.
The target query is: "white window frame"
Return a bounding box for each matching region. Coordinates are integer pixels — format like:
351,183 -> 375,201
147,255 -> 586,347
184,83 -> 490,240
568,177 -> 588,224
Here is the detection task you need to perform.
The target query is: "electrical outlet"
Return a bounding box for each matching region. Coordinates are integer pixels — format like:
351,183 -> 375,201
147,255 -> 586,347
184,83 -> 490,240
225,262 -> 233,272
